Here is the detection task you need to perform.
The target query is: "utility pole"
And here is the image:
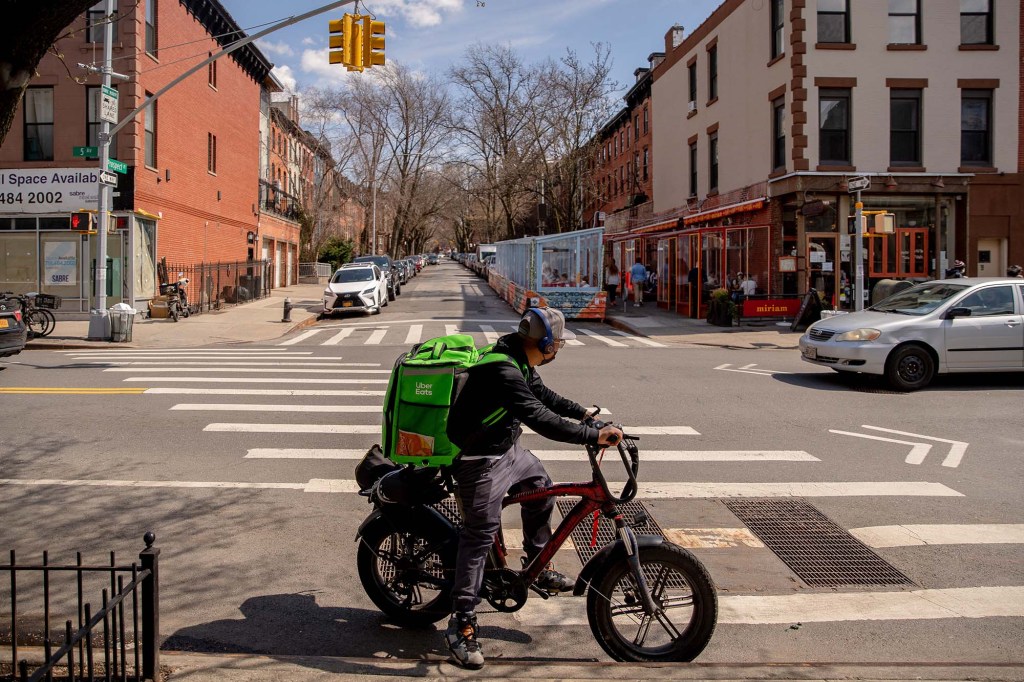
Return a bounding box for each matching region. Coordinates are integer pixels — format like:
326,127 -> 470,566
854,191 -> 864,312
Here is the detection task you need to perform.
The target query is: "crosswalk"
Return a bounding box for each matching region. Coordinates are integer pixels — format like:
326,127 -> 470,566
38,346 -> 1024,630
278,319 -> 667,348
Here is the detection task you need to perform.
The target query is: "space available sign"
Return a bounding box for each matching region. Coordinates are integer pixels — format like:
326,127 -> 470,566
0,168 -> 101,214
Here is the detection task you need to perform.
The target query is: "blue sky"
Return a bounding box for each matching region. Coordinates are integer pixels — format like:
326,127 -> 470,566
221,0 -> 722,96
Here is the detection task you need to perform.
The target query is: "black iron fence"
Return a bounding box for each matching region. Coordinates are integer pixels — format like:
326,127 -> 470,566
162,259 -> 272,315
1,534 -> 160,682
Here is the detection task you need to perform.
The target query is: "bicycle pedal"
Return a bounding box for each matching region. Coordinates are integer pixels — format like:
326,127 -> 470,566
528,584 -> 552,599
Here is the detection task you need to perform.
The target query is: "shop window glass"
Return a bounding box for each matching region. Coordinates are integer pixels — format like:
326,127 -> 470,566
135,219 -> 157,299
804,198 -> 839,232
39,217 -> 71,230
14,218 -> 37,230
702,231 -> 723,291
0,234 -> 38,294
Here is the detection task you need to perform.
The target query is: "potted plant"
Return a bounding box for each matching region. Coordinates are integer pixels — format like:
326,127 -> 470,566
706,287 -> 736,327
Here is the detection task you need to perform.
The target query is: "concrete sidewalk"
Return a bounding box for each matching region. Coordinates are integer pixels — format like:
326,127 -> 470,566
604,300 -> 802,350
24,284 -> 326,350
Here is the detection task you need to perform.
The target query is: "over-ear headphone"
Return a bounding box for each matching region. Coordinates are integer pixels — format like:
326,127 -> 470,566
519,307 -> 555,354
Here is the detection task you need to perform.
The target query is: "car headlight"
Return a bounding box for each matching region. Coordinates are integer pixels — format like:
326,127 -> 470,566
835,328 -> 881,342
323,288 -> 333,296
361,286 -> 375,295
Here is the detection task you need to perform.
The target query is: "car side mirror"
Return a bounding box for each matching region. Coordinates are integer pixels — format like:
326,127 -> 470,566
945,307 -> 972,319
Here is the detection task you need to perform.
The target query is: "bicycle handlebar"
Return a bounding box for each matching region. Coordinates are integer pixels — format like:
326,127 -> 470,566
583,410 -> 640,504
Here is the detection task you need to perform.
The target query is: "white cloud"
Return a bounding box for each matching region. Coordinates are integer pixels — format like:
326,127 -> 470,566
300,48 -> 354,87
257,39 -> 295,57
272,64 -> 297,92
301,36 -> 317,46
372,0 -> 465,28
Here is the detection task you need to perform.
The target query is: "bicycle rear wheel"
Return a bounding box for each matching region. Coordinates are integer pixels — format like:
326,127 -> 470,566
586,543 -> 717,662
24,310 -> 44,337
36,308 -> 56,337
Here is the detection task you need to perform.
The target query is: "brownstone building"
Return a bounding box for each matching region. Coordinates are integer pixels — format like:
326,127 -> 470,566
0,0 -> 275,311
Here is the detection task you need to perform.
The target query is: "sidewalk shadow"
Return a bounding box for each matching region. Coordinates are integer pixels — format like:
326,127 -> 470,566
775,370 -> 1024,393
163,593 -> 529,660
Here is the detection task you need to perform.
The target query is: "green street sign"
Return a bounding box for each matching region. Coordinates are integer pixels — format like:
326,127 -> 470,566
73,146 -> 98,158
107,158 -> 128,174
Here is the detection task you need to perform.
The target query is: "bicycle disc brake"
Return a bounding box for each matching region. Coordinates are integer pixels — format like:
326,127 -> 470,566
484,568 -> 529,612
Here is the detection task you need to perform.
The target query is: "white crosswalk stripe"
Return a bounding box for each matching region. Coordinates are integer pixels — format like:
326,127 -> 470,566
480,325 -> 499,345
576,328 -> 627,347
364,328 -> 388,345
404,324 -> 423,344
321,327 -> 354,345
610,329 -> 666,347
278,330 -> 321,346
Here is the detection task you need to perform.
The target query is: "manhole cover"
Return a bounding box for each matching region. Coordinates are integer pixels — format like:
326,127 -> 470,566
724,498 -> 914,588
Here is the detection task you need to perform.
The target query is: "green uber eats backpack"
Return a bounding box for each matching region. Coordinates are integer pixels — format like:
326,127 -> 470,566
381,333 -> 525,467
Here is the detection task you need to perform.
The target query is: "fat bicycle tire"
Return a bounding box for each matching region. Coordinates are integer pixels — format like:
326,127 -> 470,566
585,543 -> 717,662
170,303 -> 179,322
356,518 -> 455,627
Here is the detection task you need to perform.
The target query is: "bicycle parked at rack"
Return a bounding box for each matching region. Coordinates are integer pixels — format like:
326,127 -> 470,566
355,415 -> 718,663
0,291 -> 60,338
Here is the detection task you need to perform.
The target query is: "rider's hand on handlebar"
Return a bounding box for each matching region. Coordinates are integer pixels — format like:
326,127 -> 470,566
597,425 -> 624,447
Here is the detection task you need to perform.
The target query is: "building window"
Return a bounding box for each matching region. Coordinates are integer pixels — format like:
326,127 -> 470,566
819,88 -> 851,164
642,147 -> 649,181
86,86 -> 117,159
208,53 -> 217,88
23,88 -> 53,161
86,1 -> 117,43
890,89 -> 921,166
961,89 -> 992,166
687,62 -> 697,104
145,0 -> 157,55
634,115 -> 639,139
709,133 -> 719,192
770,0 -> 785,58
960,0 -> 993,45
772,97 -> 786,171
689,141 -> 698,197
643,106 -> 649,134
817,0 -> 850,43
208,133 -> 217,174
708,45 -> 718,101
889,0 -> 920,44
143,95 -> 156,167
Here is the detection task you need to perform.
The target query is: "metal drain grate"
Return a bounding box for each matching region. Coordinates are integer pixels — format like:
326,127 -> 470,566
555,500 -> 668,564
724,498 -> 914,588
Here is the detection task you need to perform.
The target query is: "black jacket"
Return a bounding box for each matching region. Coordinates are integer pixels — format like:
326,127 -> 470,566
447,334 -> 600,458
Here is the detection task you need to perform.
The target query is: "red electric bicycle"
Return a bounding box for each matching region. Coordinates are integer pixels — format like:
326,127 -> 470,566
355,417 -> 718,662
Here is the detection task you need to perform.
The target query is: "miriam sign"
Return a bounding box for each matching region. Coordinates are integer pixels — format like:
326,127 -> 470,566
0,168 -> 100,214
742,297 -> 801,318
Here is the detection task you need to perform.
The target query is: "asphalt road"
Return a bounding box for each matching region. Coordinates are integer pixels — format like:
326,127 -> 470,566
1,262 -> 1023,670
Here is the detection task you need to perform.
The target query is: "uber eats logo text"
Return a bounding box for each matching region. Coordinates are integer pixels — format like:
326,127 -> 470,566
415,381 -> 433,396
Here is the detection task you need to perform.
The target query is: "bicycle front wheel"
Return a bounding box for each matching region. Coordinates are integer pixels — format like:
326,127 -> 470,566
24,310 -> 44,337
586,543 -> 717,662
37,308 -> 56,337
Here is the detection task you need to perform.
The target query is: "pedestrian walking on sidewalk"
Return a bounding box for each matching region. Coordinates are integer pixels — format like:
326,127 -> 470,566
1007,264 -> 1023,278
629,258 -> 647,307
604,260 -> 620,304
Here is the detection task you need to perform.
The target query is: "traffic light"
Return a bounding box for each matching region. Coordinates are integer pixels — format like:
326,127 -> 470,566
346,14 -> 363,72
873,213 -> 895,234
70,211 -> 94,233
361,17 -> 385,68
328,17 -> 346,65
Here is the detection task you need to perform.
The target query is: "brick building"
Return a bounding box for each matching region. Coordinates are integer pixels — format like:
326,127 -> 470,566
0,0 -> 274,311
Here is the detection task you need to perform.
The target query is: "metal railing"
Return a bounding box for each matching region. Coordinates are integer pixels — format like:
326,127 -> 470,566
162,259 -> 272,315
2,533 -> 160,682
299,262 -> 332,278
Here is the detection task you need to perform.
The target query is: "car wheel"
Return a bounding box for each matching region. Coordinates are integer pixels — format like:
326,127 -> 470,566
885,344 -> 935,391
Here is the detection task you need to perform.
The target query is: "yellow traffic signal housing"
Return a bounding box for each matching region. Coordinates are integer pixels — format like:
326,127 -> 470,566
362,17 -> 385,68
346,14 -> 364,72
328,18 -> 345,65
70,211 -> 94,233
874,213 -> 896,234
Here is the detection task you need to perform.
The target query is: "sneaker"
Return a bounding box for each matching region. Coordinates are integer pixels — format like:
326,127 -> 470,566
445,610 -> 484,670
534,564 -> 576,593
633,303 -> 640,307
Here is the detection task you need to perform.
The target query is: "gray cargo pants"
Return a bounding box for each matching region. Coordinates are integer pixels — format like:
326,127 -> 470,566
448,441 -> 553,614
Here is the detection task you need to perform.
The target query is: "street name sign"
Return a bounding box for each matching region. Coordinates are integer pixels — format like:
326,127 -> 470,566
100,86 -> 119,124
73,146 -> 98,158
99,171 -> 118,186
847,175 -> 871,192
107,158 -> 128,174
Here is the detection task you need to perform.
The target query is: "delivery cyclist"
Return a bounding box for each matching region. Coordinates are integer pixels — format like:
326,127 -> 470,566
443,306 -> 624,669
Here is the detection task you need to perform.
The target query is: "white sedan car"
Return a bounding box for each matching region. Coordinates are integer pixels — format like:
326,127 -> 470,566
323,264 -> 387,315
799,278 -> 1024,391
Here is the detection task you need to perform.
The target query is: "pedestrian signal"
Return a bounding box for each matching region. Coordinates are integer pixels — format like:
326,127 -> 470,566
70,211 -> 94,232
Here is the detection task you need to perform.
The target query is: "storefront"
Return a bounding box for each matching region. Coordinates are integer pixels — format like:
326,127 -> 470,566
0,168 -> 157,312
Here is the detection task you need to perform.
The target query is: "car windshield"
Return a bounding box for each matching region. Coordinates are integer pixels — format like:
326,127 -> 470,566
353,256 -> 389,269
331,268 -> 374,284
869,281 -> 970,315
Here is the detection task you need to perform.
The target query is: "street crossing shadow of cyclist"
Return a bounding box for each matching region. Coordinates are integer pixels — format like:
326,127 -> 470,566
162,592 -> 529,660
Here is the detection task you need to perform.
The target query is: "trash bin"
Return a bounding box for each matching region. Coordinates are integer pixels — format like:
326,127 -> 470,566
108,303 -> 137,342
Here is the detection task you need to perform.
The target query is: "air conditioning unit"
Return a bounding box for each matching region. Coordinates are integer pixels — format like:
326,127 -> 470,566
688,101 -> 697,113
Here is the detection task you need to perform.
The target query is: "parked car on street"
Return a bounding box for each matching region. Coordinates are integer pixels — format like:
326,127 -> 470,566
351,255 -> 400,300
799,278 -> 1024,391
322,264 -> 388,315
0,295 -> 27,358
395,260 -> 410,285
427,254 -> 439,265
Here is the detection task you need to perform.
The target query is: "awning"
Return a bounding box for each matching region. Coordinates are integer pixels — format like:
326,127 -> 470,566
683,197 -> 766,226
